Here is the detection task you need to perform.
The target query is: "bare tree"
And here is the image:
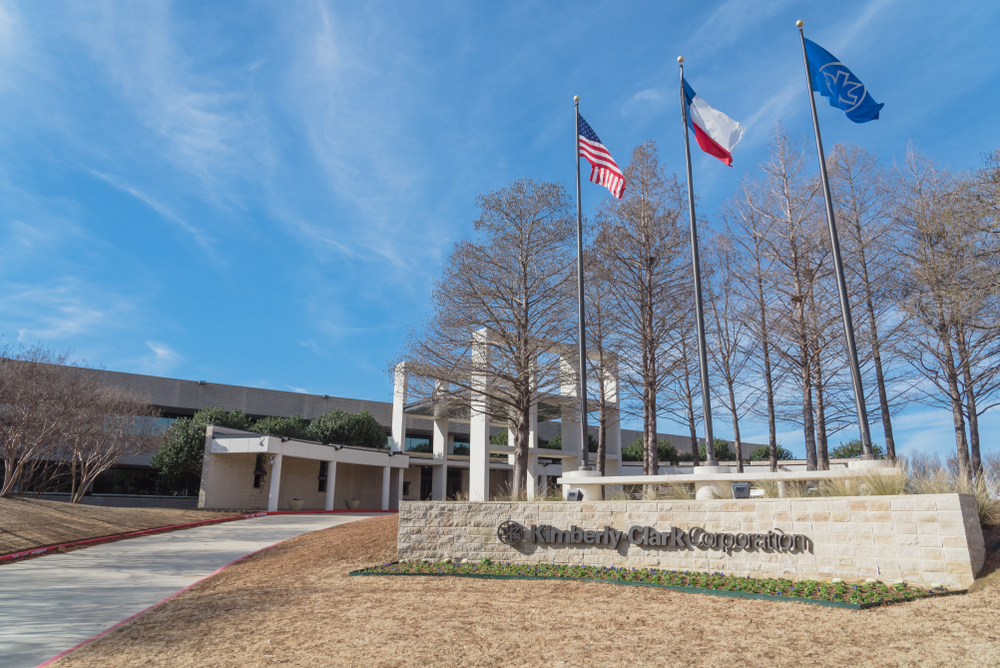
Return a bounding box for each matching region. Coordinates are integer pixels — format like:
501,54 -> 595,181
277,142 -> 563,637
0,346 -> 74,497
722,191 -> 784,471
705,234 -> 756,473
64,382 -> 163,503
892,145 -> 983,477
660,303 -> 702,466
399,178 -> 576,498
594,141 -> 687,481
828,144 -> 906,461
584,249 -> 620,475
950,160 -> 1000,475
746,127 -> 826,470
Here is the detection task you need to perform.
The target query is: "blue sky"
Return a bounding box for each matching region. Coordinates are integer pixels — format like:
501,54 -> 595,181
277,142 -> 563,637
1,0 -> 998,461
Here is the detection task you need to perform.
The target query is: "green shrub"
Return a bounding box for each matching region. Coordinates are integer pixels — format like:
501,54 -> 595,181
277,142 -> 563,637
699,438 -> 736,462
750,445 -> 794,461
539,433 -> 598,452
306,409 -> 388,448
253,414 -> 309,439
151,408 -> 254,478
490,431 -> 508,445
830,439 -> 885,459
621,438 -> 678,465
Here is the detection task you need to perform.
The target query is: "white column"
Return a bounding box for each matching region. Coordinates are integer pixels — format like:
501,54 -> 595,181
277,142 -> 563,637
391,362 -> 408,452
324,460 -> 337,511
432,416 -> 448,500
560,352 -> 581,482
267,453 -> 283,512
469,329 -> 491,502
604,361 -> 622,479
381,466 -> 391,510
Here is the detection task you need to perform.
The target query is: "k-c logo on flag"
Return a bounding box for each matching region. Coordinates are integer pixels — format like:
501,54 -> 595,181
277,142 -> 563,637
804,38 -> 883,124
818,61 -> 867,112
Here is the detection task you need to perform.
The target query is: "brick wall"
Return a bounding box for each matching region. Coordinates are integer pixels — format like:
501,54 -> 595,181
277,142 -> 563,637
397,494 -> 986,589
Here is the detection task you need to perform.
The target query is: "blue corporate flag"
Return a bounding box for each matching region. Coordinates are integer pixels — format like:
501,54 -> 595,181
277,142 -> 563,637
804,38 -> 883,124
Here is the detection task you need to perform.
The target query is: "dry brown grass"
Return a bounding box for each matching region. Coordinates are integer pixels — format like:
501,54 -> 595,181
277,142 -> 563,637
48,515 -> 1000,668
0,497 -> 233,554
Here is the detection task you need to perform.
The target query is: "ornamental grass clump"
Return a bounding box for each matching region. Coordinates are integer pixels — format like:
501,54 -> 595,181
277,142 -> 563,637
854,468 -> 909,496
356,562 -> 947,607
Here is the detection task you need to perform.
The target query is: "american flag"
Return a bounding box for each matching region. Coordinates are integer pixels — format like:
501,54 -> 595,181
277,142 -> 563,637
578,114 -> 625,199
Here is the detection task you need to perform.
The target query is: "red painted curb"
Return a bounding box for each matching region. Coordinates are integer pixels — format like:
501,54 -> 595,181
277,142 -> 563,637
32,518 -> 357,668
0,509 -> 396,564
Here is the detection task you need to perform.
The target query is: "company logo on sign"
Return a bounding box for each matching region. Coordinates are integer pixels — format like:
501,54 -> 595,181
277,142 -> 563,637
496,520 -> 525,546
497,520 -> 810,553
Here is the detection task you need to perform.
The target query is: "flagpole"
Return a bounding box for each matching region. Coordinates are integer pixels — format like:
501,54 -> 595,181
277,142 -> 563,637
574,95 -> 591,471
678,57 -> 716,466
796,20 -> 874,459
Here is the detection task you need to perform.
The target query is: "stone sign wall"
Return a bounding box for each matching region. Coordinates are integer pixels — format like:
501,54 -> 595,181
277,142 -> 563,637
397,493 -> 986,588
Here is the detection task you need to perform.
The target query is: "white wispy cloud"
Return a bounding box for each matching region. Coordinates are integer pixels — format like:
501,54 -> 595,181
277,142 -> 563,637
620,88 -> 670,121
2,280 -> 135,343
65,2 -> 271,210
87,169 -> 216,253
141,340 -> 182,374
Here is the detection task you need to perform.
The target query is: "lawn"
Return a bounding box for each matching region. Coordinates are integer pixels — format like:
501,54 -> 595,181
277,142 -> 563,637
0,497 -> 234,555
48,515 -> 1000,668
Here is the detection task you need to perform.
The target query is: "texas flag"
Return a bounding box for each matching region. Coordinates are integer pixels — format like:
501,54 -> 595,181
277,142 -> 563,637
683,80 -> 745,166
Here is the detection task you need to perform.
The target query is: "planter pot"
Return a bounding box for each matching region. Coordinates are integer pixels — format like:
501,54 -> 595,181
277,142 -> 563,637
346,499 -> 361,511
287,498 -> 304,511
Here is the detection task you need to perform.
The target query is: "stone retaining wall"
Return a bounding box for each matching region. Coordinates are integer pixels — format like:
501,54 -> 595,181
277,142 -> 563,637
397,493 -> 986,588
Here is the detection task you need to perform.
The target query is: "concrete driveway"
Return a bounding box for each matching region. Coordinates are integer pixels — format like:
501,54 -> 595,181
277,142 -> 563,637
0,513 -> 379,668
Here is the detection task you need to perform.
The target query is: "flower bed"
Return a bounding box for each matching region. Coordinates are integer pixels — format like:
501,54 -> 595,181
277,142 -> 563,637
352,560 -> 960,609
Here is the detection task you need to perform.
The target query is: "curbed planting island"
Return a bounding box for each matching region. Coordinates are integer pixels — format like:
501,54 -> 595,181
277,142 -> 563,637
352,561 -> 958,609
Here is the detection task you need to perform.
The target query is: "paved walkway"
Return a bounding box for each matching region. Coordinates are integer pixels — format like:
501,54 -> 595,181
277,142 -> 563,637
0,513 -> 379,668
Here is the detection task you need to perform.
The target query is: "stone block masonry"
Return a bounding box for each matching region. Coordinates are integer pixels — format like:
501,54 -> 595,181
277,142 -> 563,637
397,494 -> 986,589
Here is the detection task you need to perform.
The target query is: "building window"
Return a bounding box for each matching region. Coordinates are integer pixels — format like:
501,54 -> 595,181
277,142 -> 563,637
318,461 -> 328,493
403,481 -> 411,496
405,437 -> 432,453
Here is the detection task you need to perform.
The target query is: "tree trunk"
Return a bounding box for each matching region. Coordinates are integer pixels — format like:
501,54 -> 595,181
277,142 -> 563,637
597,404 -> 607,476
727,377 -> 743,472
512,401 -> 531,499
682,345 -> 700,467
796,296 -> 818,471
936,311 -> 971,478
858,240 -> 897,461
752,247 -> 779,473
1,458 -> 24,497
955,324 -> 982,476
644,394 -> 658,498
812,342 -> 830,470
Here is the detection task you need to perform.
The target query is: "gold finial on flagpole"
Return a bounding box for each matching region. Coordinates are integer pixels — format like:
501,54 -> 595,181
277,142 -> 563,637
573,95 -> 580,102
677,56 -> 684,64
796,19 -> 804,28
